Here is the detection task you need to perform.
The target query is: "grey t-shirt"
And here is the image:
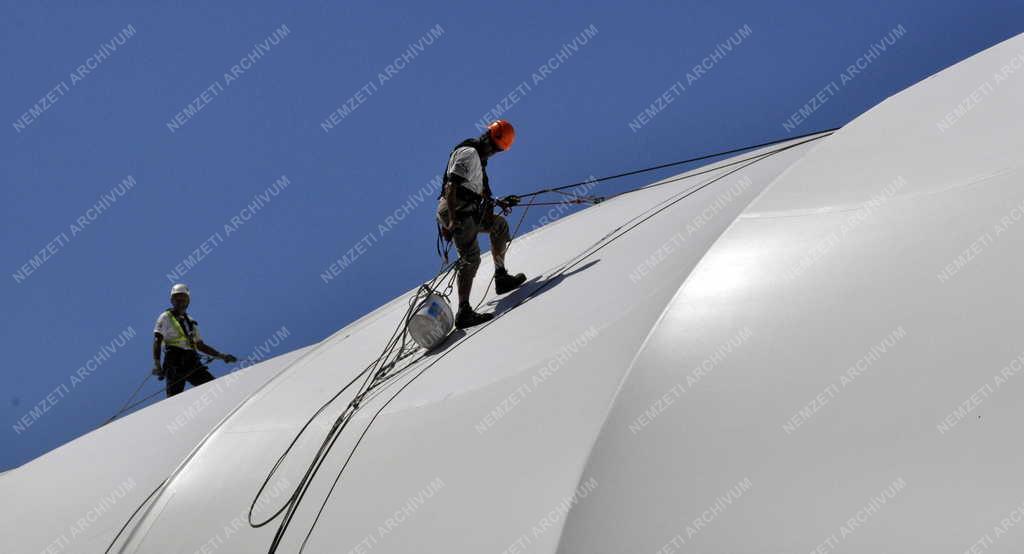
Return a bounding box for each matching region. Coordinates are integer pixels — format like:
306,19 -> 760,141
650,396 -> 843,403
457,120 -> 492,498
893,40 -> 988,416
446,146 -> 484,196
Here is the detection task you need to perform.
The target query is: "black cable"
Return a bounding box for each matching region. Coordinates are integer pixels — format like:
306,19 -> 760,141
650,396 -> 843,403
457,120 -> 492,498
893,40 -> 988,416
504,130 -> 835,213
249,265 -> 461,552
103,373 -> 153,426
517,199 -> 599,206
105,355 -> 219,421
515,126 -> 838,198
500,136 -> 816,242
103,479 -> 168,553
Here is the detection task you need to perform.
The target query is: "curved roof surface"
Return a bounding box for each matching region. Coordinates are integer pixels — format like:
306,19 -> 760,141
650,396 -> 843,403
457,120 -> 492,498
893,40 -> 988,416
560,31 -> 1024,553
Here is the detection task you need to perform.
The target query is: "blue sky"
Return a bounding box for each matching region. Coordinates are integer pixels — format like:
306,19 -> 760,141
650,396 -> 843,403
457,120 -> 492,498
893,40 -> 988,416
1,0 -> 1020,469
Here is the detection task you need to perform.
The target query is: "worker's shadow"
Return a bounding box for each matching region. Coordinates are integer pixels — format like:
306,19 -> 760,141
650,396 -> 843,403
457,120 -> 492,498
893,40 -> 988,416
487,258 -> 601,317
422,259 -> 601,356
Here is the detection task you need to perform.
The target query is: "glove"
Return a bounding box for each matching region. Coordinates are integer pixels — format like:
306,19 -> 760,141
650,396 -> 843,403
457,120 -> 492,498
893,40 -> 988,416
496,195 -> 520,209
152,363 -> 166,381
221,354 -> 238,363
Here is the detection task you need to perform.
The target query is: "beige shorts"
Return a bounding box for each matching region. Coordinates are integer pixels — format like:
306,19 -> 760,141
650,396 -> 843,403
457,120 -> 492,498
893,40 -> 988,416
437,199 -> 510,276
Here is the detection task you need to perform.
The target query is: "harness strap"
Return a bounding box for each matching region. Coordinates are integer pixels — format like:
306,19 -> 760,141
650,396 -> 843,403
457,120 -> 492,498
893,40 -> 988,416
440,138 -> 491,200
165,309 -> 197,350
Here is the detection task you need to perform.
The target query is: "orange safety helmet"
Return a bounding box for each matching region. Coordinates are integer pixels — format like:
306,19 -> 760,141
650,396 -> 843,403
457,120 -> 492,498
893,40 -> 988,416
487,120 -> 516,151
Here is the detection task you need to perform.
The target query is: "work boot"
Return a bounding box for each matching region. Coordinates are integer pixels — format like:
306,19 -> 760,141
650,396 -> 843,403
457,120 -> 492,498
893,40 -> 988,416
494,267 -> 527,295
455,305 -> 494,329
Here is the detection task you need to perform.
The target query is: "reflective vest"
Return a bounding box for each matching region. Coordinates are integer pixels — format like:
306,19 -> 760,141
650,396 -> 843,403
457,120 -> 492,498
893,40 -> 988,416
164,310 -> 198,350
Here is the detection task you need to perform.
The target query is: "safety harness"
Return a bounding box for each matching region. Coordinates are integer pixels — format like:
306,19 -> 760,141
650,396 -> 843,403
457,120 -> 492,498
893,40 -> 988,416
436,138 -> 493,260
442,138 -> 492,211
164,309 -> 198,350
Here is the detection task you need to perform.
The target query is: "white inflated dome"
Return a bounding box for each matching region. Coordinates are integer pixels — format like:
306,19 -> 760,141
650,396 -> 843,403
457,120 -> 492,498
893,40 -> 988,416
4,32 -> 1024,554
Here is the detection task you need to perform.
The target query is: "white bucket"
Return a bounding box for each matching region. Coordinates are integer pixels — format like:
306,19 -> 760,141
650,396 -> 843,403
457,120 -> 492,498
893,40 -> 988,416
408,293 -> 454,350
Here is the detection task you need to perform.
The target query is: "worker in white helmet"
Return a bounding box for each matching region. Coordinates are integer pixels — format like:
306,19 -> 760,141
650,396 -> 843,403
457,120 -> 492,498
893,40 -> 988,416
152,284 -> 237,397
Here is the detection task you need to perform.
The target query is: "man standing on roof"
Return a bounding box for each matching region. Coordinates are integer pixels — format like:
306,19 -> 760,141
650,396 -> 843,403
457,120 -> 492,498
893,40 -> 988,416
152,283 -> 237,397
437,120 -> 528,329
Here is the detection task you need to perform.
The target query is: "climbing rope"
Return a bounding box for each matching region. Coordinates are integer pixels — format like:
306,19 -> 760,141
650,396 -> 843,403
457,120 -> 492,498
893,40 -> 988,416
248,260 -> 463,553
104,354 -> 219,425
513,126 -> 839,200
104,374 -> 153,426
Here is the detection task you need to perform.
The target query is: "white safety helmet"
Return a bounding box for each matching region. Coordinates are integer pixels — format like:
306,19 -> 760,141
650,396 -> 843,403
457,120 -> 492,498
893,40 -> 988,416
170,283 -> 191,300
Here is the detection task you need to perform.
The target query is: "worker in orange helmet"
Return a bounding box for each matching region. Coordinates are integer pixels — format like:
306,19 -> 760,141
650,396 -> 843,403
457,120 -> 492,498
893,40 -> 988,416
436,120 -> 527,328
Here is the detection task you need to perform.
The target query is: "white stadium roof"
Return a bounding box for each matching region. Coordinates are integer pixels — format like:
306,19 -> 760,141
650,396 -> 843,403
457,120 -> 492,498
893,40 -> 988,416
3,31 -> 1024,554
